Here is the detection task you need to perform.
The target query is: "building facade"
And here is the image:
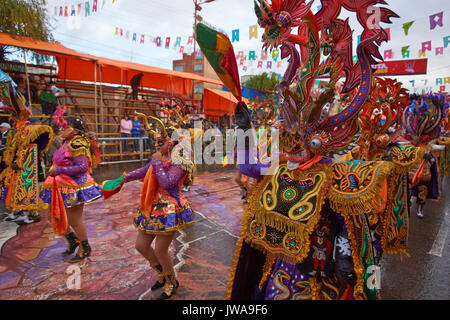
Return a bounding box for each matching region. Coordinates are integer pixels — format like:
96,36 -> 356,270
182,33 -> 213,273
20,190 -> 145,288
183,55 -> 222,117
172,52 -> 222,101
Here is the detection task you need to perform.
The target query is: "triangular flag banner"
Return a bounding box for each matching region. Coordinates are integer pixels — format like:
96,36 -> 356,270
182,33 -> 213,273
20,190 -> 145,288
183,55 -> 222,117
401,46 -> 410,58
402,21 -> 414,36
430,12 -> 443,30
196,23 -> 242,101
102,174 -> 125,199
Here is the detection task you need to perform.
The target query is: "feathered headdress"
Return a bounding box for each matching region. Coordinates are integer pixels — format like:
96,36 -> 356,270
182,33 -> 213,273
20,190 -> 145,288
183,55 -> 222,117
402,93 -> 449,146
358,78 -> 409,154
0,69 -> 32,122
53,105 -> 68,130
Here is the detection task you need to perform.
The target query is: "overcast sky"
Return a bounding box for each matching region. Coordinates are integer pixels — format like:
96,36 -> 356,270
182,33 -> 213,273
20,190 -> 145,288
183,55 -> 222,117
46,0 -> 450,93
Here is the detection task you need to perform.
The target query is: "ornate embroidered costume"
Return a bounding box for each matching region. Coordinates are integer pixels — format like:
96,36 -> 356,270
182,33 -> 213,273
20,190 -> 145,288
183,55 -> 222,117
402,94 -> 448,218
102,111 -> 196,299
102,112 -> 196,235
345,78 -> 424,257
40,134 -> 103,208
0,69 -> 54,224
197,0 -> 412,300
125,158 -> 195,235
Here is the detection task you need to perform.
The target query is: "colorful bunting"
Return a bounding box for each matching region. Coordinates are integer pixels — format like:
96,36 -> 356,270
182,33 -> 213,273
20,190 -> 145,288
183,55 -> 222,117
249,25 -> 258,40
430,12 -> 443,30
55,0 -> 118,17
401,46 -> 410,58
272,49 -> 279,62
443,36 -> 450,48
402,21 -> 415,36
384,49 -> 394,60
232,29 -> 239,42
174,37 -> 181,49
422,41 -> 432,52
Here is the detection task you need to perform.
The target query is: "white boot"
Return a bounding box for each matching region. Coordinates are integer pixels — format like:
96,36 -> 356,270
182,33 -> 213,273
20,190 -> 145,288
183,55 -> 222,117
417,204 -> 424,219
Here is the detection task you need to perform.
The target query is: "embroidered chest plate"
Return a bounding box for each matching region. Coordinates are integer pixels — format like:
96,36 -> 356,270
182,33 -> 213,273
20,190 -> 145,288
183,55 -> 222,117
245,163 -> 332,263
390,145 -> 424,169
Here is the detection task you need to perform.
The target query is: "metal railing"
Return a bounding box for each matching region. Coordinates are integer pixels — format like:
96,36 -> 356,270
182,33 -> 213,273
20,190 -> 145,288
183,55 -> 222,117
98,136 -> 153,165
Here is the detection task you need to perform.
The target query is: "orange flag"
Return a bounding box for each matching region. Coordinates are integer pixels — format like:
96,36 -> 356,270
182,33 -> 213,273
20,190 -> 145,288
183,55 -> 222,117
50,178 -> 68,235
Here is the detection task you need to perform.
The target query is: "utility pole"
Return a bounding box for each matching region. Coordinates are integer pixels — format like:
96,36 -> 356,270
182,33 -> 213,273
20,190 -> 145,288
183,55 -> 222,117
192,0 -> 198,106
192,0 -> 215,113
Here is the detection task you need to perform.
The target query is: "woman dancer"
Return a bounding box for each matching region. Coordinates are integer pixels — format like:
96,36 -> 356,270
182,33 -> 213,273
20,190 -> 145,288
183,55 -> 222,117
102,114 -> 195,300
40,116 -> 103,263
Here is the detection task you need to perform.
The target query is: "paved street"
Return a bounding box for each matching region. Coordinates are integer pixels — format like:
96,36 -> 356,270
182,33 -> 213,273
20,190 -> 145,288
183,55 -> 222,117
0,167 -> 448,300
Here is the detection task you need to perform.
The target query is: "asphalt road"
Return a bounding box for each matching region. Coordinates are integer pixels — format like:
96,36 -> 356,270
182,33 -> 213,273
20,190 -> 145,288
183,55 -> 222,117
380,176 -> 449,300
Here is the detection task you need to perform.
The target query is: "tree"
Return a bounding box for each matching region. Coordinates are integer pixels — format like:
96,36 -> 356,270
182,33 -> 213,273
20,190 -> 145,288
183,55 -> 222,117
0,0 -> 53,42
244,72 -> 279,92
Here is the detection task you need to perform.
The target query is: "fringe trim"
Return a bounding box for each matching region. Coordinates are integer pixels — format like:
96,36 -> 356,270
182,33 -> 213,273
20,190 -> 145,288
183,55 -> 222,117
0,168 -> 13,185
309,277 -> 321,300
328,161 -> 393,216
244,239 -> 303,266
42,181 -> 97,191
391,146 -> 425,172
225,177 -> 262,300
226,163 -> 332,299
68,136 -> 94,167
381,171 -> 410,257
258,254 -> 277,290
23,125 -> 55,156
254,209 -> 305,238
10,202 -> 48,212
2,130 -> 16,167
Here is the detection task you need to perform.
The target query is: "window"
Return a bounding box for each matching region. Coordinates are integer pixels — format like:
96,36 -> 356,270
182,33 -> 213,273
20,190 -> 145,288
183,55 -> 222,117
194,64 -> 203,71
194,87 -> 204,94
174,65 -> 184,71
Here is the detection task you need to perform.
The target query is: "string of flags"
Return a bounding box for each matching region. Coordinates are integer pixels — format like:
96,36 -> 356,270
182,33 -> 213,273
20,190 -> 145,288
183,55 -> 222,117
113,8 -> 448,73
375,10 -> 448,61
56,2 -> 448,77
113,26 -> 287,73
408,76 -> 450,93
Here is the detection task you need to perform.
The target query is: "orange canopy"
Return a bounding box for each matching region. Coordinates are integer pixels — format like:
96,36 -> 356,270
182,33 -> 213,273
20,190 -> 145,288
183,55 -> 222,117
203,88 -> 249,117
0,33 -> 223,96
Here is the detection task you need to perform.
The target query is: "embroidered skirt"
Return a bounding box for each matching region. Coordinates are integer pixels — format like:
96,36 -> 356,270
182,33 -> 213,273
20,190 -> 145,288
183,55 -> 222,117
40,173 -> 103,208
133,205 -> 195,235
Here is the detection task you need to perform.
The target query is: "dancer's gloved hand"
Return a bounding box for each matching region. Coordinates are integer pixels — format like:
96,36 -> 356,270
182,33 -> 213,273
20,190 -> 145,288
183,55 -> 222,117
48,167 -> 57,177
